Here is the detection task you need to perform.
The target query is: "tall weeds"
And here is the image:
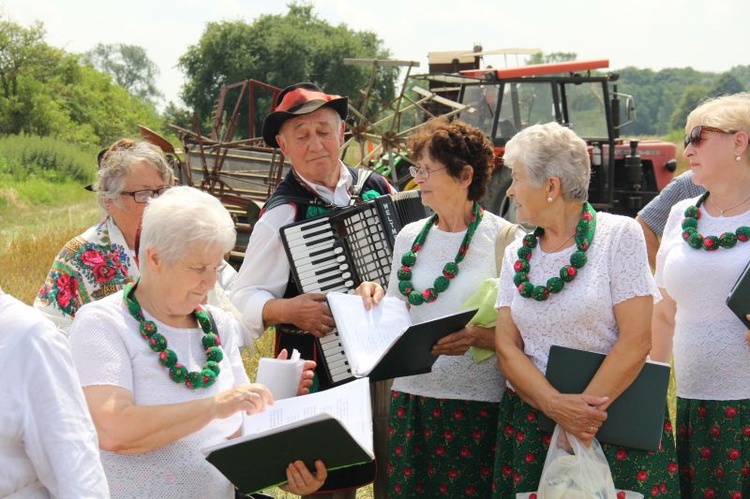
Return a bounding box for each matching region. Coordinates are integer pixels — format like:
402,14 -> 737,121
0,134 -> 98,183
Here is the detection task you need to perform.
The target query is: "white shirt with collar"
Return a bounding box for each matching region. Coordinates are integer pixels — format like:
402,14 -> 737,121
230,162 -> 356,343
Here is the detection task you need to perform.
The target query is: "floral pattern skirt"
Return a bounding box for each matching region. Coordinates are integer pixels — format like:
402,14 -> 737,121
492,390 -> 680,498
387,390 -> 499,497
676,396 -> 750,498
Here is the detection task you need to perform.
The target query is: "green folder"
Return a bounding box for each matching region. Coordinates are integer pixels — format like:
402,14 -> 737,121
205,415 -> 373,494
537,345 -> 671,452
726,259 -> 750,328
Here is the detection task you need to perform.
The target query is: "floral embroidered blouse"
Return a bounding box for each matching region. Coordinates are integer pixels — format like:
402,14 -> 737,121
35,216 -> 138,332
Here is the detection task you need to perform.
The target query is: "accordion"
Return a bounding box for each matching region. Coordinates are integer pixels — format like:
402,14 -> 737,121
280,190 -> 428,386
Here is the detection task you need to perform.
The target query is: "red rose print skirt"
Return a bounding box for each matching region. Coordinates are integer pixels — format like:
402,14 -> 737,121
676,397 -> 750,498
492,390 -> 680,498
387,390 -> 498,497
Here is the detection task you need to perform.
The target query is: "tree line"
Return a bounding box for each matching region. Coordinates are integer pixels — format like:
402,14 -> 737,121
0,3 -> 746,150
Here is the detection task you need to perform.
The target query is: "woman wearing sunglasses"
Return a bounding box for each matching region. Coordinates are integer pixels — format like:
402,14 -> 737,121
652,92 -> 750,497
35,139 -> 194,331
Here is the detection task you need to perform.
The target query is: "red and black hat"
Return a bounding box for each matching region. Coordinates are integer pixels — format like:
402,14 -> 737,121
262,82 -> 348,148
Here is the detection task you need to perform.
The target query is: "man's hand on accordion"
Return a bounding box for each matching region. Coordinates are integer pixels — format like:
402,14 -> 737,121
284,293 -> 336,337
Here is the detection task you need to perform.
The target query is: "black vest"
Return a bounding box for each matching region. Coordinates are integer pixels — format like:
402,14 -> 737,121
268,167 -> 392,376
265,167 -> 392,301
267,167 -> 389,491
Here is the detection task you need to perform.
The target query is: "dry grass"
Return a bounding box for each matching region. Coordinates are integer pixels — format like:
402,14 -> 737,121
0,201 -> 100,303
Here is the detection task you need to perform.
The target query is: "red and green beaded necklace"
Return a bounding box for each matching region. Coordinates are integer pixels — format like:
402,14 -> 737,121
397,201 -> 484,306
123,280 -> 223,389
513,202 -> 597,301
682,192 -> 750,250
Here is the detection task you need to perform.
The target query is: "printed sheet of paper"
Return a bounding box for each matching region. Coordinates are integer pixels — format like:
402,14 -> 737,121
327,292 -> 412,375
239,377 -> 373,456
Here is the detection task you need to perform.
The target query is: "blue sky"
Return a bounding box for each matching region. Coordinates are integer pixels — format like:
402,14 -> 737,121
2,0 -> 746,108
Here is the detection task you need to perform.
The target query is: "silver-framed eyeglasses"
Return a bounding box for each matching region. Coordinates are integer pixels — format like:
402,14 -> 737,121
408,165 -> 448,179
119,186 -> 171,203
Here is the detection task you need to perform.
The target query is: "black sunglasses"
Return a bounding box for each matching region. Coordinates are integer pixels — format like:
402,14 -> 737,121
684,125 -> 736,149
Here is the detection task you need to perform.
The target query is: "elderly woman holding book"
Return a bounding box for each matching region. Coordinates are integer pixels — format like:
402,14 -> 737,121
356,118 -> 515,497
652,93 -> 750,497
492,122 -> 678,497
68,186 -> 325,498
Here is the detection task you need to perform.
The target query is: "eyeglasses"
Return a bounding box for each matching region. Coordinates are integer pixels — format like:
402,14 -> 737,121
683,125 -> 736,149
120,186 -> 171,203
408,165 -> 448,179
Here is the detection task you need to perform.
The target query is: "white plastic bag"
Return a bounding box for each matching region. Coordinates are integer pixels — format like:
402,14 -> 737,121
537,424 -> 617,499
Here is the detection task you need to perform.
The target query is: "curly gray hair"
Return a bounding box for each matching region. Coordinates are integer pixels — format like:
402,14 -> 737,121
96,140 -> 175,210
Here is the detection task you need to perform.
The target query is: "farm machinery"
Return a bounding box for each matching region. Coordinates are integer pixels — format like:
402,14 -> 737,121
147,56 -> 676,264
414,57 -> 678,221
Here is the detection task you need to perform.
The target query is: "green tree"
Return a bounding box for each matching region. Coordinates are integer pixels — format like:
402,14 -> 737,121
178,2 -> 398,140
669,85 -> 710,131
709,72 -> 744,97
0,16 -> 162,146
527,51 -> 577,65
0,17 -> 46,99
83,43 -> 162,102
616,67 -> 712,135
162,101 -> 193,132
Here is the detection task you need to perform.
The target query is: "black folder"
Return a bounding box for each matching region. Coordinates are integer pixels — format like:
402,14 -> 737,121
205,415 -> 373,494
537,345 -> 671,451
365,308 -> 478,381
726,259 -> 750,328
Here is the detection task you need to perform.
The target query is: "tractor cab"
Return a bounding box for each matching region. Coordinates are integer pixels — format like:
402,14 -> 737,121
415,60 -> 677,220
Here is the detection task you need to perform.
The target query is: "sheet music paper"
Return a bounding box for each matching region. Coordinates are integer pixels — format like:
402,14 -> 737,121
228,377 -> 374,457
327,292 -> 413,375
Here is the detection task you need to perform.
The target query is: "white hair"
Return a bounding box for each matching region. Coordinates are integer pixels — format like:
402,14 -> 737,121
503,122 -> 591,201
139,186 -> 236,266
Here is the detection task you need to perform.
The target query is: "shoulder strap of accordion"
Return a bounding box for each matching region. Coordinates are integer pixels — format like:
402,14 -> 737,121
350,168 -> 373,201
263,195 -> 310,214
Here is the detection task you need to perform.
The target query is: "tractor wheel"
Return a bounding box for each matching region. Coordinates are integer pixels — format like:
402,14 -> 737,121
483,167 -> 517,222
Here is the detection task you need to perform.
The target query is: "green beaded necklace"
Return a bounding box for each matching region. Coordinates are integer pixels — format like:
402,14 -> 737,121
513,202 -> 597,301
123,280 -> 223,389
397,201 -> 484,306
682,192 -> 750,250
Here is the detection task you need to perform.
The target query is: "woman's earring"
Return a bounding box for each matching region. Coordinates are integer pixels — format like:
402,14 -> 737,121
737,155 -> 742,162
547,196 -> 553,203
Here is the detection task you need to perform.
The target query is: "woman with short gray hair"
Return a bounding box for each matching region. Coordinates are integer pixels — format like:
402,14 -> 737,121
95,139 -> 174,211
35,139 -> 175,330
68,186 -> 325,498
492,122 -> 678,496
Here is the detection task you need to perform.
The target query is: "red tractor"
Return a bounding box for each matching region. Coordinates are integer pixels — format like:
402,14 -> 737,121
416,59 -> 678,221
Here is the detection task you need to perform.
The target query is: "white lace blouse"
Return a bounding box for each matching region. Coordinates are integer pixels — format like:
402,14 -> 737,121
69,292 -> 249,499
496,212 -> 657,384
388,212 -> 510,402
656,196 -> 750,400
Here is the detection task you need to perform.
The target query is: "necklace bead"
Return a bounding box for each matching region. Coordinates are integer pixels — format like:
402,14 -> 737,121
682,192 -> 750,251
124,280 -> 223,389
397,202 -> 484,305
513,203 -> 597,301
